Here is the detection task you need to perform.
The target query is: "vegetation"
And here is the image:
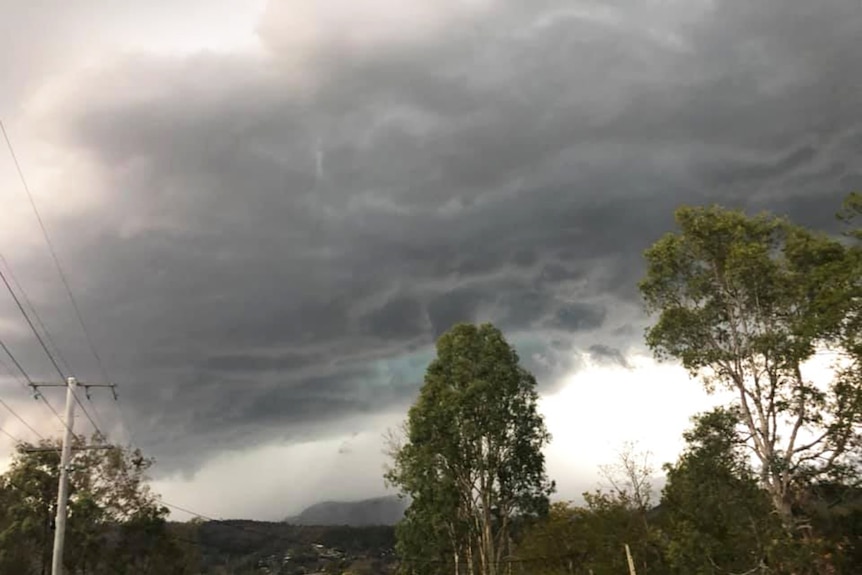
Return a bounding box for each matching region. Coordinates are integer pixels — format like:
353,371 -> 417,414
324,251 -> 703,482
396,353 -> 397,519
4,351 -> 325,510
178,521 -> 397,574
3,195 -> 861,573
0,434 -> 196,574
387,194 -> 862,574
658,407 -> 781,573
0,439 -> 398,575
385,323 -> 554,575
639,203 -> 862,533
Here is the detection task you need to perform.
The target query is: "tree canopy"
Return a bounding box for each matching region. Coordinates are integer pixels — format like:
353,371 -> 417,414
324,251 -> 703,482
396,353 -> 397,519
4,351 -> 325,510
659,407 -> 781,574
0,434 -> 196,574
386,323 -> 554,575
639,204 -> 862,530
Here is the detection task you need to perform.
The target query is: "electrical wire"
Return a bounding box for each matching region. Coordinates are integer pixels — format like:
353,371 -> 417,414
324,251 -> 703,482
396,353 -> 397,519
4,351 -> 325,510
0,397 -> 44,440
0,339 -> 32,389
160,499 -> 220,522
0,337 -> 74,435
71,389 -> 108,439
1,121 -> 116,442
157,498 -> 614,569
0,426 -> 21,443
0,266 -> 67,382
0,249 -> 105,437
0,252 -> 73,375
1,121 -> 114,394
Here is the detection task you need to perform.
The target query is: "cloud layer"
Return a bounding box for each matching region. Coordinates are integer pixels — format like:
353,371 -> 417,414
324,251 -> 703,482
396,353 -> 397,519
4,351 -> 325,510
0,0 -> 860,479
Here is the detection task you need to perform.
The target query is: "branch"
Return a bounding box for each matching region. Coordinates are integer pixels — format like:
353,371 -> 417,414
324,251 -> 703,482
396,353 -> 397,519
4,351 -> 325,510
783,364 -> 809,472
735,381 -> 770,465
790,430 -> 830,455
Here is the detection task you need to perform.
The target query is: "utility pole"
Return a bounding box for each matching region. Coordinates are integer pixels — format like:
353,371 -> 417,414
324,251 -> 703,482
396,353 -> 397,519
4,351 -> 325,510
52,376 -> 76,575
25,377 -> 115,575
624,543 -> 637,575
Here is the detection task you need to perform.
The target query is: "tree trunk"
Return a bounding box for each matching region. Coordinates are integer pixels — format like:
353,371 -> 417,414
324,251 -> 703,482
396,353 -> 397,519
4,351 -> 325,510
766,483 -> 795,532
481,498 -> 496,575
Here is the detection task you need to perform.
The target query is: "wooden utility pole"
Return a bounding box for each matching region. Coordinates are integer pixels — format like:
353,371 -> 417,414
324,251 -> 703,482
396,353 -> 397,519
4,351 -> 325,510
625,544 -> 637,575
25,377 -> 115,575
52,376 -> 77,575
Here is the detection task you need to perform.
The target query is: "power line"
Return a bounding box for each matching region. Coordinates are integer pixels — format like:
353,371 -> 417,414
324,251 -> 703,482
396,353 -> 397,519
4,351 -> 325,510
0,339 -> 45,443
0,337 -> 74,435
0,397 -> 45,440
0,266 -> 67,381
1,120 -> 113,444
159,498 -> 309,544
0,266 -> 105,437
0,339 -> 33,389
0,121 -> 112,388
158,497 -> 395,562
0,253 -> 73,375
0,425 -> 21,443
71,388 -> 108,439
156,498 -> 615,569
160,499 -> 219,522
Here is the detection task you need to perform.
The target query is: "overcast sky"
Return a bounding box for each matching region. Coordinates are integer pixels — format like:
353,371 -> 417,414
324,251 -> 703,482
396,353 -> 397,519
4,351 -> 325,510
0,0 -> 859,520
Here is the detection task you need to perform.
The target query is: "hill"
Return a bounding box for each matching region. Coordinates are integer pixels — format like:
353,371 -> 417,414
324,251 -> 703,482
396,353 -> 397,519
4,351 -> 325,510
169,520 -> 397,574
285,495 -> 408,526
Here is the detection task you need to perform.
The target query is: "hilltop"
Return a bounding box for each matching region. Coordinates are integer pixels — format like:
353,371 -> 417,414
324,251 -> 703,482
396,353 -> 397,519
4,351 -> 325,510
284,495 -> 408,527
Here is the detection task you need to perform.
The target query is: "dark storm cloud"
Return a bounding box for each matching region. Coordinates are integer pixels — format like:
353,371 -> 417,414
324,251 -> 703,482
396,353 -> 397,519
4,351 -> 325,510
8,0 -> 861,471
587,344 -> 631,369
549,302 -> 607,332
358,295 -> 428,340
426,288 -> 489,337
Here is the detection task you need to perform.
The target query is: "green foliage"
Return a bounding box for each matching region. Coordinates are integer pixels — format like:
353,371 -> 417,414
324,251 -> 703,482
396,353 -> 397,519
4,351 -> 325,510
638,203 -> 862,529
518,405 -> 861,574
837,191 -> 862,242
513,502 -> 585,574
0,435 -> 197,574
659,407 -> 781,574
516,493 -> 665,575
386,323 -> 554,575
180,521 -> 396,574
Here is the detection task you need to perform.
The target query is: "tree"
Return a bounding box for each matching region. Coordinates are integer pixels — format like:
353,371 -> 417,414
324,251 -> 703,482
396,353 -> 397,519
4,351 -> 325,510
514,502 -> 587,575
385,323 -> 554,575
598,441 -> 654,516
596,442 -> 662,574
0,434 -> 196,574
639,204 -> 862,531
516,493 -> 664,575
659,407 -> 781,574
0,447 -> 55,573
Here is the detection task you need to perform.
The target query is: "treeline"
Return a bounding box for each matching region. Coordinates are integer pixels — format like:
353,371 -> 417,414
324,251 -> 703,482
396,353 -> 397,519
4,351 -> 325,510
515,411 -> 862,574
386,194 -> 862,574
168,520 -> 397,574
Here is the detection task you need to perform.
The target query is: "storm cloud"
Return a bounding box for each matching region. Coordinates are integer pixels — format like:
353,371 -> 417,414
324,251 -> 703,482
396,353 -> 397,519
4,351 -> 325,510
1,0 -> 860,478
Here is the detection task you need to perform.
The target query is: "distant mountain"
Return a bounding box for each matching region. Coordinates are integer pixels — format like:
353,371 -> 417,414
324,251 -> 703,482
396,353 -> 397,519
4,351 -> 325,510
286,496 -> 408,526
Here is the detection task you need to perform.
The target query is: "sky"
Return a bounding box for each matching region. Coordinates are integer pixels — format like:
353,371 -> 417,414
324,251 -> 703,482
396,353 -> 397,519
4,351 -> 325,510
0,0 -> 860,520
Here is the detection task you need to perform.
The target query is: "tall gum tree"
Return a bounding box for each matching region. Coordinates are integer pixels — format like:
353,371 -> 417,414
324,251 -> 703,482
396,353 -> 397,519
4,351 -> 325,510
638,204 -> 862,531
386,323 -> 554,575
